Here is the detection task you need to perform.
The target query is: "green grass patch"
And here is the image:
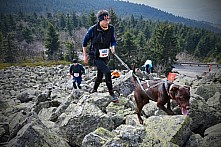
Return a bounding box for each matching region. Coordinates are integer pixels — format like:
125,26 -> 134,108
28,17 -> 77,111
0,60 -> 71,70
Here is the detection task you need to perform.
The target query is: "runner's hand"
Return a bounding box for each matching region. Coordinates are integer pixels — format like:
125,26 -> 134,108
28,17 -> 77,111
83,55 -> 88,64
110,46 -> 115,54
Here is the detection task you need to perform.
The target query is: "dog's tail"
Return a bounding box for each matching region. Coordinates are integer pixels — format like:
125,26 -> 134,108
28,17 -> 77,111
132,64 -> 139,86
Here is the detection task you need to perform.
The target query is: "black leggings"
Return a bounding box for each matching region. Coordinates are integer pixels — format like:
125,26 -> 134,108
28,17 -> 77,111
94,58 -> 113,92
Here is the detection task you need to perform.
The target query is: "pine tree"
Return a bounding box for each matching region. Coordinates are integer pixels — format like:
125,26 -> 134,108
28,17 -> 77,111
122,30 -> 136,66
108,8 -> 122,69
45,22 -> 60,60
0,32 -> 4,62
72,12 -> 78,29
81,13 -> 88,28
64,41 -> 76,61
66,13 -> 74,36
3,33 -> 18,63
22,27 -> 33,44
59,13 -> 66,30
88,10 -> 97,26
151,23 -> 176,66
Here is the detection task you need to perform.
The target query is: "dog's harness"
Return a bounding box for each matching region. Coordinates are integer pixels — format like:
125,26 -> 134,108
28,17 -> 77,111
145,80 -> 164,89
114,53 -> 168,101
145,80 -> 174,97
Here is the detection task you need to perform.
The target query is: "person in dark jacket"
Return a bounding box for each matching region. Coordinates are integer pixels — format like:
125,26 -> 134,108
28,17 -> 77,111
82,9 -> 118,102
70,59 -> 85,89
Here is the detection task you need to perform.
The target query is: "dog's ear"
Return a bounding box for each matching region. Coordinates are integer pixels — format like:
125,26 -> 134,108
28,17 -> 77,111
169,85 -> 179,99
170,85 -> 179,92
184,85 -> 190,91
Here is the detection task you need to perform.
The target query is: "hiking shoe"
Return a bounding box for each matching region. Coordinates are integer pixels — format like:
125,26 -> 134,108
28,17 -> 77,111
111,94 -> 119,103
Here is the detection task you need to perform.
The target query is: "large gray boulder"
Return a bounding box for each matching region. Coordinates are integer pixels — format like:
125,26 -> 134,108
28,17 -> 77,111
189,94 -> 221,136
185,133 -> 204,147
82,115 -> 191,146
82,125 -> 146,147
82,127 -> 116,147
194,83 -> 221,101
203,123 -> 221,147
112,70 -> 135,96
214,68 -> 221,83
58,102 -> 114,146
141,115 -> 192,146
207,92 -> 221,113
7,113 -> 70,147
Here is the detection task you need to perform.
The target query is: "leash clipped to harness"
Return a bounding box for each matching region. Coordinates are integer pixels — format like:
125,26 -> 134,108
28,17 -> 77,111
113,53 -> 145,91
114,53 -> 163,101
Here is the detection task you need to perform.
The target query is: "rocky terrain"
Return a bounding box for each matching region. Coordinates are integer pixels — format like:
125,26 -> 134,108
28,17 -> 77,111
0,64 -> 221,147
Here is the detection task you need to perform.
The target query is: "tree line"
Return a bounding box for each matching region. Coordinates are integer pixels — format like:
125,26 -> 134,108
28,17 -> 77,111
1,0 -> 219,32
0,10 -> 221,70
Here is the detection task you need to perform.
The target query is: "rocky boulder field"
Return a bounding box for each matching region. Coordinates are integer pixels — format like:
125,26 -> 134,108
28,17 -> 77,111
0,64 -> 221,147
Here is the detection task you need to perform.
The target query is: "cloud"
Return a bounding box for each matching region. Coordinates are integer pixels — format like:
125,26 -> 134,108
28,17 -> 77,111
124,0 -> 221,24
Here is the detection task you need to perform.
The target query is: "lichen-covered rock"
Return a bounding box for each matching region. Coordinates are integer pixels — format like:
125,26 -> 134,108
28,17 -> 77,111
79,92 -> 111,112
82,127 -> 115,147
207,92 -> 221,113
194,83 -> 221,101
184,133 -> 204,147
203,123 -> 221,147
16,91 -> 34,103
189,94 -> 221,136
214,68 -> 221,83
7,114 -> 70,147
84,125 -> 146,147
125,114 -> 142,126
109,124 -> 146,146
106,96 -> 135,127
59,102 -> 114,146
142,115 -> 191,146
112,70 -> 135,96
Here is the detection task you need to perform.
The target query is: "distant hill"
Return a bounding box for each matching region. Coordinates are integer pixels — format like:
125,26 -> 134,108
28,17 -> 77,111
0,0 -> 220,32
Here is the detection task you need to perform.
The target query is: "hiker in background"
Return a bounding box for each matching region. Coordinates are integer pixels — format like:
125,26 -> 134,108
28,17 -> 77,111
69,59 -> 85,89
82,9 -> 118,102
143,59 -> 154,74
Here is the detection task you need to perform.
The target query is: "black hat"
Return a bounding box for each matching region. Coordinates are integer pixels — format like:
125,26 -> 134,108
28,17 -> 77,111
72,59 -> 77,63
97,10 -> 109,21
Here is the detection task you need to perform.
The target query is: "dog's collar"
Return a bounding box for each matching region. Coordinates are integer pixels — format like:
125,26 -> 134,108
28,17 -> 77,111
169,84 -> 175,99
164,81 -> 170,96
169,83 -> 175,91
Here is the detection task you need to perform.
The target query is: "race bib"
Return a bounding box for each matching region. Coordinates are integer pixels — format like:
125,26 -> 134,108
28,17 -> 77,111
99,49 -> 109,58
74,73 -> 79,77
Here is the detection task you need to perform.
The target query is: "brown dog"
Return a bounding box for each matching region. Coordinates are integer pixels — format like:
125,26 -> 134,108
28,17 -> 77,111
132,65 -> 190,124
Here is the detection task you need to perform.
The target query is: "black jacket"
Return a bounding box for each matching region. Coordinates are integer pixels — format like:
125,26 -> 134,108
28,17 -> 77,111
69,64 -> 85,77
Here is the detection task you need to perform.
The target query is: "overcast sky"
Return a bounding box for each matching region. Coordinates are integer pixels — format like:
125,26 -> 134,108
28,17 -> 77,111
122,0 -> 221,24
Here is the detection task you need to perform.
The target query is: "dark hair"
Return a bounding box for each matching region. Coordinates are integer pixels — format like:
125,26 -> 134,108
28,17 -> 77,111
72,59 -> 77,63
97,10 -> 109,21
